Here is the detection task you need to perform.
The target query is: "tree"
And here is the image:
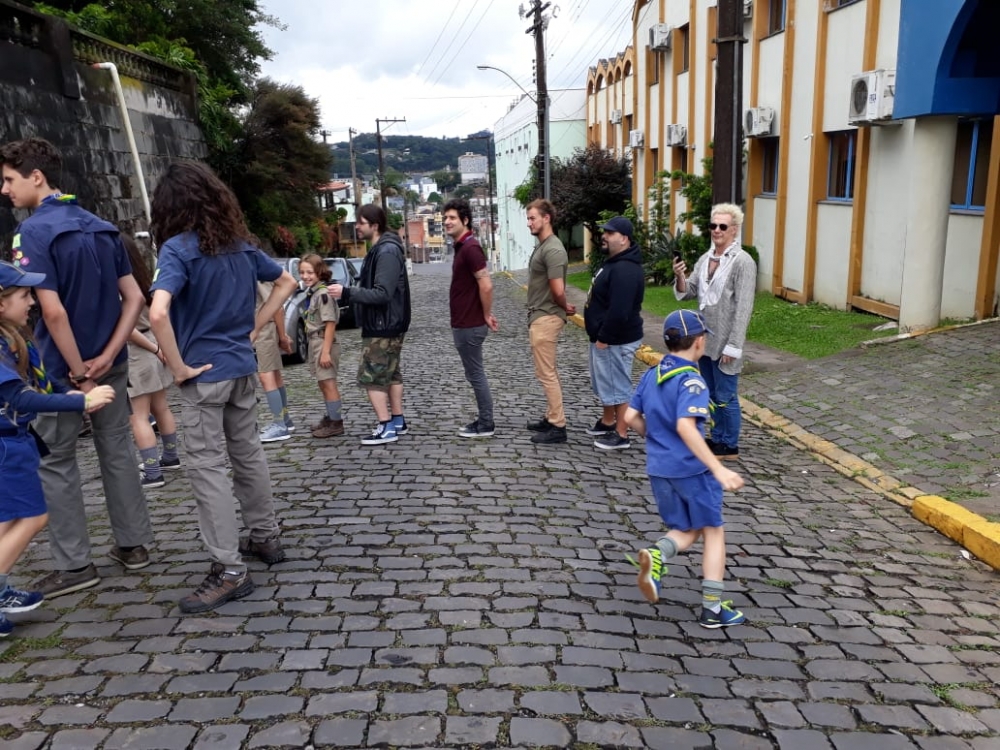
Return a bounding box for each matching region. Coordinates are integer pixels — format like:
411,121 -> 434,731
550,144 -> 631,234
427,192 -> 443,205
230,79 -> 332,246
453,185 -> 475,200
431,170 -> 461,195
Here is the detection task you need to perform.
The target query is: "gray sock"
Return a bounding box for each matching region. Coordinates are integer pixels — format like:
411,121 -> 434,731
326,400 -> 342,421
160,431 -> 179,462
139,446 -> 162,478
265,389 -> 284,421
702,579 -> 725,613
279,386 -> 293,427
655,536 -> 679,560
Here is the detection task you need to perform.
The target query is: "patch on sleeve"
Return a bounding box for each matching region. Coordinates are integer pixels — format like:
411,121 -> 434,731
683,377 -> 705,395
12,233 -> 20,250
320,293 -> 329,305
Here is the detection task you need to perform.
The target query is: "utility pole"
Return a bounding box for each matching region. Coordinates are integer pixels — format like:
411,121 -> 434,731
525,0 -> 551,200
376,117 -> 406,210
713,0 -> 746,205
319,129 -> 331,144
348,127 -> 361,255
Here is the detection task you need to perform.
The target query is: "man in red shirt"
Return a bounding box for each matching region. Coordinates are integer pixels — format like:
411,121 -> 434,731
444,199 -> 499,437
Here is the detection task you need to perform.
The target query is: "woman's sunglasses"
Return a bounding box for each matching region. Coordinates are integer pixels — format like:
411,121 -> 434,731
708,223 -> 730,231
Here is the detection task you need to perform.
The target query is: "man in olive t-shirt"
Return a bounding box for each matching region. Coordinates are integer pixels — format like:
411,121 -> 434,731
524,199 -> 575,445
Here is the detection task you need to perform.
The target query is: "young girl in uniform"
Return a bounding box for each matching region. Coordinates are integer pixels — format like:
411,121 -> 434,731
123,235 -> 181,488
0,261 -> 115,636
299,254 -> 343,438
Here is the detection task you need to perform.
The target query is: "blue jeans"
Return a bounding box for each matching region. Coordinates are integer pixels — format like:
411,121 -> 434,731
699,355 -> 741,449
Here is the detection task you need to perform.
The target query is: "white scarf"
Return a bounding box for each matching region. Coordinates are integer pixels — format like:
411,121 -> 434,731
698,241 -> 740,310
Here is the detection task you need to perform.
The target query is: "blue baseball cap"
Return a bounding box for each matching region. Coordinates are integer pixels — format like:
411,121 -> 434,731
0,260 -> 45,290
663,309 -> 712,339
599,216 -> 634,239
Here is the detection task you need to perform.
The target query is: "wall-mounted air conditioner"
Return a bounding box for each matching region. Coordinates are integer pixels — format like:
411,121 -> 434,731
848,69 -> 897,125
610,109 -> 623,125
649,23 -> 672,52
744,106 -> 775,137
629,129 -> 645,149
666,124 -> 687,147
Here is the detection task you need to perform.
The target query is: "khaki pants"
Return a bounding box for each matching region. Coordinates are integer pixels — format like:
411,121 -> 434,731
529,315 -> 566,428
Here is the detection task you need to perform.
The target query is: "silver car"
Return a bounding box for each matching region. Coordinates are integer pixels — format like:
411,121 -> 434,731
279,257 -> 358,364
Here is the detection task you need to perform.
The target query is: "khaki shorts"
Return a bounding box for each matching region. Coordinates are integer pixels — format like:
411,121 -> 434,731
255,326 -> 283,373
308,335 -> 340,382
357,335 -> 404,391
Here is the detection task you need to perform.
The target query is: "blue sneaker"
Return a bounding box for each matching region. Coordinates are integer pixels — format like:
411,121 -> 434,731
0,613 -> 12,637
0,586 -> 44,614
393,418 -> 409,435
699,600 -> 746,628
362,422 -> 398,445
626,548 -> 665,604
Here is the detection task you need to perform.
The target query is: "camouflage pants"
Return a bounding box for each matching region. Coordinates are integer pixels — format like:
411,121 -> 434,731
357,335 -> 404,390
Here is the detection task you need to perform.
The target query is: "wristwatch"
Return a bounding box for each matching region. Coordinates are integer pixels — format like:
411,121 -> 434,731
69,373 -> 89,385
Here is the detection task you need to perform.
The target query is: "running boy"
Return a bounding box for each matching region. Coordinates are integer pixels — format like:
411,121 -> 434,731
0,261 -> 116,636
626,309 -> 746,628
149,161 -> 297,614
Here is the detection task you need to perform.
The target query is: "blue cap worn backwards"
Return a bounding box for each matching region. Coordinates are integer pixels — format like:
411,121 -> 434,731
663,309 -> 713,340
0,260 -> 45,291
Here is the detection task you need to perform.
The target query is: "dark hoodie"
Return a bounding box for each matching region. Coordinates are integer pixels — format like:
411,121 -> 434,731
584,243 -> 645,345
343,231 -> 411,338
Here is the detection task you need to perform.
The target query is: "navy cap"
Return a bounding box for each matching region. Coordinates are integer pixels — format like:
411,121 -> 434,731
599,216 -> 634,239
0,260 -> 45,290
663,309 -> 713,339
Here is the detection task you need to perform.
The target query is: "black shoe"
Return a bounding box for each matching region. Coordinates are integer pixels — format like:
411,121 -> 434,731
531,425 -> 567,444
526,417 -> 553,432
238,535 -> 286,565
109,545 -> 151,570
711,443 -> 740,460
585,418 -> 616,436
458,420 -> 495,438
594,432 -> 631,451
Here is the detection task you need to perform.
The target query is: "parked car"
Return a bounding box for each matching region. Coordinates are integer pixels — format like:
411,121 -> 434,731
346,257 -> 364,278
279,257 -> 359,364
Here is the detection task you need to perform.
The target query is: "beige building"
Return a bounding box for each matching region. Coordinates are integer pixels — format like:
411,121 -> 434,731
587,0 -> 1000,329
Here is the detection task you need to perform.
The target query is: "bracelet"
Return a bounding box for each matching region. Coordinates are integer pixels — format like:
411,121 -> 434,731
154,344 -> 160,354
69,373 -> 89,384
83,393 -> 91,409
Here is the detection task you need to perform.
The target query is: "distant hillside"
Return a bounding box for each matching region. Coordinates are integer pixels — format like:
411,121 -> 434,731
328,132 -> 490,177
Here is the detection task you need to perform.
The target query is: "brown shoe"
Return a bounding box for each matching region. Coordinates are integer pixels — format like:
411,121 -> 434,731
33,564 -> 100,598
108,545 -> 151,570
178,563 -> 254,614
238,535 -> 286,565
311,418 -> 345,438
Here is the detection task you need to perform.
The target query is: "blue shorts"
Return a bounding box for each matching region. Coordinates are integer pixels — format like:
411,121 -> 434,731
589,340 -> 641,405
0,432 -> 47,522
650,472 -> 724,531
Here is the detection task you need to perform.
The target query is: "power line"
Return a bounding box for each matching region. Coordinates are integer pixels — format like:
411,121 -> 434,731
415,0 -> 462,79
549,2 -> 632,89
429,0 -> 498,88
423,0 -> 483,85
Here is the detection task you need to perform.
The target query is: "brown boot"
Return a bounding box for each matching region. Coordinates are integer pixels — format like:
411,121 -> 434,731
178,563 -> 254,614
311,418 -> 345,438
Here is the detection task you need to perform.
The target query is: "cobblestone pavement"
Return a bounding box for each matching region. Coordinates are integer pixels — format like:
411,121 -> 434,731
3,266 -> 999,749
742,322 -> 1000,520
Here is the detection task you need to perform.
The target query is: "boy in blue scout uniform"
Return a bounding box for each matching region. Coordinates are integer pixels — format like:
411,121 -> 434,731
625,309 -> 747,628
0,137 -> 153,597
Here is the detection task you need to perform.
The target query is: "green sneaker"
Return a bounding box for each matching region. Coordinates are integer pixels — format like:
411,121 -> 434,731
626,548 -> 665,604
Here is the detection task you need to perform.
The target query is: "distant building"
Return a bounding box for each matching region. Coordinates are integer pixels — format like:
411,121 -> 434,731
458,152 -> 488,184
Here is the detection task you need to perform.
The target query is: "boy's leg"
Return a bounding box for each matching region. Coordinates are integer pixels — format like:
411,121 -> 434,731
0,514 -> 49,573
149,390 -> 180,464
34,410 -> 89,570
91,363 -> 154,551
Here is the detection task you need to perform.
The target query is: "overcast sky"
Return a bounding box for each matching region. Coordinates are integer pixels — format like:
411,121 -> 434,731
256,0 -> 634,142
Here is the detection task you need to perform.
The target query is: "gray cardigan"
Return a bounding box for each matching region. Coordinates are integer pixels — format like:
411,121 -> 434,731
675,245 -> 757,375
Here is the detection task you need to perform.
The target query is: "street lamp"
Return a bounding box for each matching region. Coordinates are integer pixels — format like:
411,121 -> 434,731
476,64 -> 550,200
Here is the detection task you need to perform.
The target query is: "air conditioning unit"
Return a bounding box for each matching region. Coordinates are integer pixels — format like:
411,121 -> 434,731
610,109 -> 623,125
649,23 -> 672,52
744,106 -> 775,137
628,129 -> 645,149
743,0 -> 753,18
848,69 -> 897,125
666,123 -> 687,147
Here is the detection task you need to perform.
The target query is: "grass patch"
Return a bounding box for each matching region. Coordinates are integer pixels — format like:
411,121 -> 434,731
568,271 -> 897,359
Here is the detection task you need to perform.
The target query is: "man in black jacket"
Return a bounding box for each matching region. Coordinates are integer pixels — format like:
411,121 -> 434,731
584,216 -> 645,451
330,204 -> 411,445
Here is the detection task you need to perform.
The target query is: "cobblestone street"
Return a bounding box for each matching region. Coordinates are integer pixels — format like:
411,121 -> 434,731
3,267 -> 999,749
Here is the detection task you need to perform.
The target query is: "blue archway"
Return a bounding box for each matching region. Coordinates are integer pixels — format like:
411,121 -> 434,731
894,0 -> 1000,118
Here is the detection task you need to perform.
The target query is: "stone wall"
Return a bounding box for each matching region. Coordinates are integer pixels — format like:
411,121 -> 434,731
0,0 -> 206,253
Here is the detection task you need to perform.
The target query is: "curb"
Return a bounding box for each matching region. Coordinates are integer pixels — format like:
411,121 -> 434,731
556,301 -> 1000,571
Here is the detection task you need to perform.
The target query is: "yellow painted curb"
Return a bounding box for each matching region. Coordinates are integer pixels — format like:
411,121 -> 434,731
912,496 -> 1000,571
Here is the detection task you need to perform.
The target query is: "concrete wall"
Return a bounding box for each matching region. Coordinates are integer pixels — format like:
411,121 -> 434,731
0,1 -> 205,254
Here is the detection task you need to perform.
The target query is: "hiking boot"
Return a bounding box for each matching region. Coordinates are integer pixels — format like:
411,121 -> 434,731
33,565 -> 100,598
178,563 -> 255,614
458,420 -> 495,438
361,422 -> 398,445
312,418 -> 345,438
260,422 -> 292,443
594,432 -> 631,451
108,545 -> 151,570
239,535 -> 286,565
585,418 -> 616,436
699,601 -> 746,628
0,586 -> 44,614
531,425 -> 567,444
526,416 -> 553,432
710,443 -> 740,460
632,547 -> 665,604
